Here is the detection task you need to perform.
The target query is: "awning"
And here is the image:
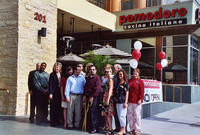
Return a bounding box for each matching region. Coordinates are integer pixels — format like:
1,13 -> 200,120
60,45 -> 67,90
57,0 -> 116,32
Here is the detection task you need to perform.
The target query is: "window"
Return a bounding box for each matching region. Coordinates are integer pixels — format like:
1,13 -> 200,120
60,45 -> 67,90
87,0 -> 106,9
190,36 -> 199,85
121,0 -> 135,10
162,35 -> 188,84
146,0 -> 162,7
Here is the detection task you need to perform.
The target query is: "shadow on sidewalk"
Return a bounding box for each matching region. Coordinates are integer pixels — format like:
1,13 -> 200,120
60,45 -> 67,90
145,116 -> 200,128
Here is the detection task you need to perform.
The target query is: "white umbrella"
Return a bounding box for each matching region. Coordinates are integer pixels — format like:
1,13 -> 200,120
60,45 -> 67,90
80,44 -> 131,58
57,53 -> 84,62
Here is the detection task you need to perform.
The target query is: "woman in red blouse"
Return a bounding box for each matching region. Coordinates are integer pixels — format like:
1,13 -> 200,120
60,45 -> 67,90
127,69 -> 144,135
60,66 -> 73,128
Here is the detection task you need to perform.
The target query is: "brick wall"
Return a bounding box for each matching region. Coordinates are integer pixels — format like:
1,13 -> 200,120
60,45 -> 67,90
0,0 -> 18,115
16,0 -> 57,115
0,0 -> 57,115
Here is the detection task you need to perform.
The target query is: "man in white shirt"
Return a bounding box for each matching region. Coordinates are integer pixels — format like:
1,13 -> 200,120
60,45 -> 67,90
65,66 -> 86,129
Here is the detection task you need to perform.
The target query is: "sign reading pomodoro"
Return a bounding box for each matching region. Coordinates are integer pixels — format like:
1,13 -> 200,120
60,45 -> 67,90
119,7 -> 188,30
119,7 -> 187,25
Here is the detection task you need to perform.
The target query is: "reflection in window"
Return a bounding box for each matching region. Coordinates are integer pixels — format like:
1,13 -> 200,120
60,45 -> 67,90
162,35 -> 188,84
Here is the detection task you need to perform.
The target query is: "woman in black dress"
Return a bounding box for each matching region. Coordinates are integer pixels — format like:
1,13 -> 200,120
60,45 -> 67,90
49,62 -> 62,127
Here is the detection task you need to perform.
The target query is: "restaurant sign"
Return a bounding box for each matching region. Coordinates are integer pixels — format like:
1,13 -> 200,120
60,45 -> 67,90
115,2 -> 194,31
120,7 -> 187,30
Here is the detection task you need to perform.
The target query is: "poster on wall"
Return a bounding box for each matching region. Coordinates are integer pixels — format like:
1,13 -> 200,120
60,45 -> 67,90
142,79 -> 163,104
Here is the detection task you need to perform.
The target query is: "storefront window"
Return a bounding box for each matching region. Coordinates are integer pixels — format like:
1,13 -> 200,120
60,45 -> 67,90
190,36 -> 199,85
162,35 -> 188,84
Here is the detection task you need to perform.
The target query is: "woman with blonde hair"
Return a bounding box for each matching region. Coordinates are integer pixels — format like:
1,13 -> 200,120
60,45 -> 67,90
85,63 -> 94,77
128,69 -> 144,135
49,62 -> 63,127
102,67 -> 114,135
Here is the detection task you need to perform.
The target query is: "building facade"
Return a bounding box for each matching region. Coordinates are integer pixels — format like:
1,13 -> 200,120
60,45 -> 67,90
0,0 -> 200,115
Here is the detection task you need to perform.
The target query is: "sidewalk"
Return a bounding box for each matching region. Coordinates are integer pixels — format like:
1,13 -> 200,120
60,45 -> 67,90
142,102 -> 200,135
0,102 -> 200,135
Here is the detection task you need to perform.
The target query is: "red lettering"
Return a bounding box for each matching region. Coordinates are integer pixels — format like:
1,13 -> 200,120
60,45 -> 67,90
178,8 -> 187,16
38,14 -> 42,21
172,9 -> 178,17
34,12 -> 39,20
135,13 -> 145,21
118,7 -> 188,25
154,8 -> 162,19
146,12 -> 154,20
119,15 -> 127,25
34,12 -> 47,23
163,10 -> 171,18
43,16 -> 46,23
127,15 -> 134,22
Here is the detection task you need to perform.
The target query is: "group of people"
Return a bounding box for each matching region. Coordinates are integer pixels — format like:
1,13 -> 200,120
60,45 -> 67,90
28,62 -> 144,135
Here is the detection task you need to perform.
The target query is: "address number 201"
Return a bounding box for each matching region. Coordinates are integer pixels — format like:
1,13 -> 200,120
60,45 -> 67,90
34,12 -> 46,23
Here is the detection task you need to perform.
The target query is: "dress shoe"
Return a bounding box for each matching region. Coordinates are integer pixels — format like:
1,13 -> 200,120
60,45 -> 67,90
29,118 -> 34,123
50,124 -> 57,127
89,129 -> 97,134
67,126 -> 73,130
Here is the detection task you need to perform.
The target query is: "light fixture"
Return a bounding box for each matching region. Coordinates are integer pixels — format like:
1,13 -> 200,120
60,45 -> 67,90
61,36 -> 75,54
38,27 -> 47,37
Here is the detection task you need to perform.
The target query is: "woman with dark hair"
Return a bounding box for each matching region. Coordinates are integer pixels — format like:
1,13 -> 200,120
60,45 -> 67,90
128,69 -> 144,135
60,66 -> 73,128
49,62 -> 62,127
114,69 -> 129,135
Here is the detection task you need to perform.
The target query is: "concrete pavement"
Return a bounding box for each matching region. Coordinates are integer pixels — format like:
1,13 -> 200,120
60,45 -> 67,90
142,102 -> 200,135
0,102 -> 200,135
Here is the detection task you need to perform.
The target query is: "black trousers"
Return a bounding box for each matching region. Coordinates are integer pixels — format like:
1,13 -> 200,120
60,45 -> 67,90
36,91 -> 48,122
87,96 -> 100,131
114,101 -> 120,131
29,91 -> 37,119
50,93 -> 62,125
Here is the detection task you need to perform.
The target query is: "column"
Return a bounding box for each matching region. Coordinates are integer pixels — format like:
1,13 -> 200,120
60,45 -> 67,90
106,0 -> 121,12
135,0 -> 146,9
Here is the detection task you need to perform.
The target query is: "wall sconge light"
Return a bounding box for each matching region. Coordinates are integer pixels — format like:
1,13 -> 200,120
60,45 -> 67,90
38,27 -> 47,37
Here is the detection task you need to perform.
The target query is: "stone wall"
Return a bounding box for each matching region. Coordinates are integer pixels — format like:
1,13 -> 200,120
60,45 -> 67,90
0,0 -> 18,115
16,0 -> 57,115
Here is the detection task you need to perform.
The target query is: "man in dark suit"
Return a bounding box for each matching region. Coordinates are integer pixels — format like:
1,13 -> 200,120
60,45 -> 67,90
28,62 -> 41,122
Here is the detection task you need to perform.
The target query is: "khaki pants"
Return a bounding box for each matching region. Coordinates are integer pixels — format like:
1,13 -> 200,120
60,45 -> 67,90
67,94 -> 82,127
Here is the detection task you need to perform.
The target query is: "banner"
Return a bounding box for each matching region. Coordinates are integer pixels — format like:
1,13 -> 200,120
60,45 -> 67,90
142,79 -> 163,104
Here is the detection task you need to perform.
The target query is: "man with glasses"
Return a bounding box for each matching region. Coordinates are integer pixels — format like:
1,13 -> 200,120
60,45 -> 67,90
83,65 -> 101,134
